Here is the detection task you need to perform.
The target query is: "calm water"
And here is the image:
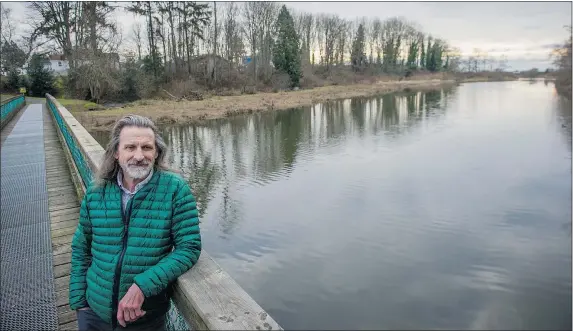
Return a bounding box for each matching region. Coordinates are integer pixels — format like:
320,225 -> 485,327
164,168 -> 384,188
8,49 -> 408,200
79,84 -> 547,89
92,81 -> 572,330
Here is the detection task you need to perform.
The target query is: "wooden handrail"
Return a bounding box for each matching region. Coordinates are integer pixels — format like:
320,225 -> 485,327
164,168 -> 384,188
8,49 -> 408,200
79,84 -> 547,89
45,94 -> 283,331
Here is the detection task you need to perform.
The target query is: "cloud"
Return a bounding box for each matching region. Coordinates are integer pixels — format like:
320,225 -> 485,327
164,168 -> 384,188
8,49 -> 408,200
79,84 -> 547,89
540,43 -> 563,50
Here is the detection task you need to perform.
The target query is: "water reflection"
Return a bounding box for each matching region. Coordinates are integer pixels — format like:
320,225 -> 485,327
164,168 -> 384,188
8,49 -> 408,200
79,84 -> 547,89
556,95 -> 572,151
156,86 -> 457,229
91,87 -> 457,236
89,82 -> 571,330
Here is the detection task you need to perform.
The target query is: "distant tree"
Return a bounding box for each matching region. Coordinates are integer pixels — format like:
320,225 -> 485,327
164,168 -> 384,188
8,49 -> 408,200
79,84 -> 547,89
19,74 -> 30,92
552,25 -> 572,99
1,41 -> 27,73
6,68 -> 20,90
350,23 -> 366,71
272,5 -> 301,87
420,37 -> 425,69
28,53 -> 56,97
425,36 -> 432,70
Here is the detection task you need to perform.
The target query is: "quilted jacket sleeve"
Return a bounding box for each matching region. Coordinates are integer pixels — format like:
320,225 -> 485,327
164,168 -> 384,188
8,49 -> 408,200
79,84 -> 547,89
69,193 -> 93,310
133,180 -> 202,298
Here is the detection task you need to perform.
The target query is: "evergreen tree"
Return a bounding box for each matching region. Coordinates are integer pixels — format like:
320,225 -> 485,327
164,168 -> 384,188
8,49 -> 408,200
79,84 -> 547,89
7,68 -> 20,91
1,41 -> 27,73
406,39 -> 419,69
272,5 -> 301,88
420,38 -> 426,69
351,24 -> 366,71
426,36 -> 432,70
28,54 -> 56,97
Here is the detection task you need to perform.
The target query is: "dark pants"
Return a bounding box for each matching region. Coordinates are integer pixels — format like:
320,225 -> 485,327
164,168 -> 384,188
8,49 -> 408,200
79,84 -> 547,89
77,308 -> 166,331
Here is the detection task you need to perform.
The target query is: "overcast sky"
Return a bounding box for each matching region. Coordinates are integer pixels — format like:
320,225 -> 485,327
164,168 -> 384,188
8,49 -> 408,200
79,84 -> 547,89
3,1 -> 571,71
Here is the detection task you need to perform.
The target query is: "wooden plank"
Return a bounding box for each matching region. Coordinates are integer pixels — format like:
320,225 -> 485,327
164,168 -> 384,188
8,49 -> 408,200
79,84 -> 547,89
57,304 -> 72,315
56,289 -> 69,307
54,263 -> 70,278
46,172 -> 71,178
46,184 -> 73,192
50,203 -> 80,212
47,175 -> 71,185
46,172 -> 73,178
48,185 -> 75,193
52,235 -> 73,247
50,207 -> 80,217
49,195 -> 80,205
51,216 -> 79,226
46,162 -> 69,167
173,250 -> 283,330
55,275 -> 70,292
58,311 -> 76,327
52,226 -> 76,238
51,220 -> 78,230
53,253 -> 72,266
49,197 -> 78,206
53,244 -> 72,256
52,219 -> 78,229
59,319 -> 78,331
48,192 -> 78,199
46,166 -> 69,170
47,179 -> 75,186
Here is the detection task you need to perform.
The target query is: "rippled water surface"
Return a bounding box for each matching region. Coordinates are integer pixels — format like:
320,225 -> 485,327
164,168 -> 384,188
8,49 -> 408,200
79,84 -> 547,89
92,81 -> 572,330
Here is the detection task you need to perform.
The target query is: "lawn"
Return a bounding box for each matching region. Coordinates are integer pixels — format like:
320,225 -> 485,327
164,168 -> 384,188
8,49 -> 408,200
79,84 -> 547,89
54,98 -> 103,113
1,94 -> 19,102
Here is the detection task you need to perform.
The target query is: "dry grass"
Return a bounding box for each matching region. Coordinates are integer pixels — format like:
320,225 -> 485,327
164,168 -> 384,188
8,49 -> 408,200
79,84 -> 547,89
1,94 -> 19,103
76,78 -> 457,132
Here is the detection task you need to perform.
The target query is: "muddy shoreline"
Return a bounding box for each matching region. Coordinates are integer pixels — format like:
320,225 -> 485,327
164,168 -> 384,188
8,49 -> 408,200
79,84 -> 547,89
76,78 -> 467,132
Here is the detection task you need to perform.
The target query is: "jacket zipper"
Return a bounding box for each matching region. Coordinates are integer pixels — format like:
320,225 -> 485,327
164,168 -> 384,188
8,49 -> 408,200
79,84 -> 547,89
111,198 -> 134,328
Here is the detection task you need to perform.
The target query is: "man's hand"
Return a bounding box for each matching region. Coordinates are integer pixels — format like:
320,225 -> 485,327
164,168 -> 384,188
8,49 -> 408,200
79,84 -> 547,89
117,283 -> 146,327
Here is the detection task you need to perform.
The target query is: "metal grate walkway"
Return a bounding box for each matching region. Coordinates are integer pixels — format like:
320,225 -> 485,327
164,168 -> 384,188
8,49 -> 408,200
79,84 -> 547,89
0,104 -> 59,330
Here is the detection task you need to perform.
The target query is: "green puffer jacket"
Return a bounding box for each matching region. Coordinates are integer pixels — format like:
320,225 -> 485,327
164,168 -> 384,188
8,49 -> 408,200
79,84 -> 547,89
69,169 -> 201,327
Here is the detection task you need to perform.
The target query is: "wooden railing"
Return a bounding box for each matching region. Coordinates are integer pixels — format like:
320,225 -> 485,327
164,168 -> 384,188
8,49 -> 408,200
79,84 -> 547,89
45,94 -> 283,330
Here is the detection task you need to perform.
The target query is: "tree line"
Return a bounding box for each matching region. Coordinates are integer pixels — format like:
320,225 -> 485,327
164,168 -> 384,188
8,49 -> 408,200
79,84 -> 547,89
0,2 -> 515,103
552,26 -> 572,99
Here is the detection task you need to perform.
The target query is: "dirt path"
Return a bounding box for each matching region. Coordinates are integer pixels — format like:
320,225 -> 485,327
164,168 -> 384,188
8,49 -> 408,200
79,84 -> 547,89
76,78 -> 458,132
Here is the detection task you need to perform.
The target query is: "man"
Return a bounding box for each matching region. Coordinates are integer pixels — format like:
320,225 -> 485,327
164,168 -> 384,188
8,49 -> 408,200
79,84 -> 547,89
69,115 -> 202,330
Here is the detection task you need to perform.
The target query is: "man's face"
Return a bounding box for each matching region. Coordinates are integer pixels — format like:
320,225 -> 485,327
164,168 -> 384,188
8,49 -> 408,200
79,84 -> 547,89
114,126 -> 158,180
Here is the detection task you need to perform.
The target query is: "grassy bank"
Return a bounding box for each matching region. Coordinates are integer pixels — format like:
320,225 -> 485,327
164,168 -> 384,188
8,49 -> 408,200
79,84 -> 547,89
73,78 -> 460,132
39,71 -> 519,132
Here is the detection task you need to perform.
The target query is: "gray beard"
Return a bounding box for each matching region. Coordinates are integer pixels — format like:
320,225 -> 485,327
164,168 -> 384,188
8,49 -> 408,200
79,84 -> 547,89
122,163 -> 152,179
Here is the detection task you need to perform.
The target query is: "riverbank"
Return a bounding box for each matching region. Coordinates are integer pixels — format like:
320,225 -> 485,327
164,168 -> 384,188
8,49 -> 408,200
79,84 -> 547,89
74,78 -> 467,132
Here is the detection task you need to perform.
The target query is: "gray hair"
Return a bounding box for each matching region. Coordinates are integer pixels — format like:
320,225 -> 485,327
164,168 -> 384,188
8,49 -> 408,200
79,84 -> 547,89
95,114 -> 173,186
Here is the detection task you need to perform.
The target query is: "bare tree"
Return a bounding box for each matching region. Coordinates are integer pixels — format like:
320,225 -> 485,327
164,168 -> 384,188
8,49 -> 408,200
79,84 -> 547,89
1,5 -> 16,44
320,14 -> 343,70
242,2 -> 259,80
314,14 -> 325,66
300,13 -> 314,67
223,2 -> 244,72
242,2 -> 278,81
29,2 -> 75,67
131,22 -> 143,61
371,18 -> 382,66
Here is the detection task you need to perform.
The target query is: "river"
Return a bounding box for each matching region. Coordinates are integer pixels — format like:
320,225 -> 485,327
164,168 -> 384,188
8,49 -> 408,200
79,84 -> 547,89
92,81 -> 572,330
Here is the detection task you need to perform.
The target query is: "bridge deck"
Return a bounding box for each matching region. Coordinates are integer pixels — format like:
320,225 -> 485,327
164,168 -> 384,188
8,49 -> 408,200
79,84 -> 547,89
43,102 -> 80,330
0,102 -> 79,330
